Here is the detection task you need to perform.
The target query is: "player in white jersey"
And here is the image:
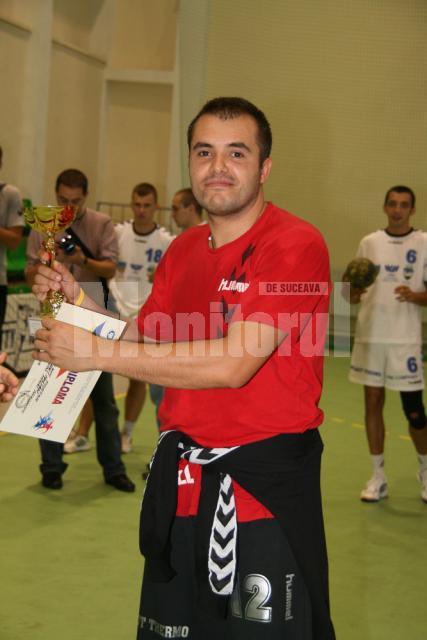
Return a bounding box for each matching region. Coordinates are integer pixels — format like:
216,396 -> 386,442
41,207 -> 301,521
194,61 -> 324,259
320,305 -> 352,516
110,183 -> 174,452
348,186 -> 427,503
110,213 -> 173,318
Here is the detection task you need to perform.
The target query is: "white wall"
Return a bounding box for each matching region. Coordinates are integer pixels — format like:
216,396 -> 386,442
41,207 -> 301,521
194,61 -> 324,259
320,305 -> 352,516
0,0 -> 179,210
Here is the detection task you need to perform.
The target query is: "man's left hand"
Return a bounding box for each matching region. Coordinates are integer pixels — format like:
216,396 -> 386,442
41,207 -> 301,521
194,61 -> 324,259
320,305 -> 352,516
395,285 -> 417,302
33,317 -> 97,371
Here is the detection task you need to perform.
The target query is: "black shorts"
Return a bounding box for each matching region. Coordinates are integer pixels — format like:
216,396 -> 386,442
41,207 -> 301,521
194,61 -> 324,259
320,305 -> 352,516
137,516 -> 312,639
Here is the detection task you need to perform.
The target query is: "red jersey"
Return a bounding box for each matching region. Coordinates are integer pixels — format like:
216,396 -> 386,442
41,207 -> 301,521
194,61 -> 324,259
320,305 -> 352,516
138,202 -> 330,520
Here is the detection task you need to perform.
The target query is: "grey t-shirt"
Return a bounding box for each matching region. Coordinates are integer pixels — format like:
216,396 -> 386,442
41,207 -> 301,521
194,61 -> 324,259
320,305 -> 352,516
0,183 -> 24,285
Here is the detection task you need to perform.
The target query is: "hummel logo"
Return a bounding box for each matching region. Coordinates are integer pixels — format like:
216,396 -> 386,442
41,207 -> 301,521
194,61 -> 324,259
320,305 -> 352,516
218,278 -> 250,293
385,264 -> 399,273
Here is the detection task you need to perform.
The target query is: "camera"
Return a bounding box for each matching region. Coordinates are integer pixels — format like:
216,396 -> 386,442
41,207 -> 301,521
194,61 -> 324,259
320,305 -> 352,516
58,233 -> 76,255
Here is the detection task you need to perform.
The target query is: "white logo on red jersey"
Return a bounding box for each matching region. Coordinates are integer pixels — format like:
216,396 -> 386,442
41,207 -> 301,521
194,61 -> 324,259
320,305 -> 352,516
218,278 -> 249,293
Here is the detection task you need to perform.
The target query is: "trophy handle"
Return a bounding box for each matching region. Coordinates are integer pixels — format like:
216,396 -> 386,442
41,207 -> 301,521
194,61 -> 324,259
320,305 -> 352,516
42,229 -> 66,317
43,230 -> 57,268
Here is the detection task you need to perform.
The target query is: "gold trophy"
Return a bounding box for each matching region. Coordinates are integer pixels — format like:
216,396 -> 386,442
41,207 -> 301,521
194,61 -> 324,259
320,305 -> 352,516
24,205 -> 76,317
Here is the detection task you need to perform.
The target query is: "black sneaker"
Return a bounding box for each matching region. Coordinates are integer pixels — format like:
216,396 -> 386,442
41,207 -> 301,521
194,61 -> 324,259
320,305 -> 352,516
42,472 -> 63,490
105,473 -> 135,493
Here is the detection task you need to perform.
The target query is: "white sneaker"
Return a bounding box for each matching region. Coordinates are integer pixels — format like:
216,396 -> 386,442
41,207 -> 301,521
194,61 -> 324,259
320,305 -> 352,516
121,431 -> 132,454
65,429 -> 77,443
360,476 -> 388,502
63,429 -> 77,453
418,469 -> 427,503
64,435 -> 91,454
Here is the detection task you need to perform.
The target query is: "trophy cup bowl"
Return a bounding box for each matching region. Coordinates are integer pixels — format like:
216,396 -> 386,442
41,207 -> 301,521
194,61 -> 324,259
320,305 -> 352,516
24,205 -> 76,317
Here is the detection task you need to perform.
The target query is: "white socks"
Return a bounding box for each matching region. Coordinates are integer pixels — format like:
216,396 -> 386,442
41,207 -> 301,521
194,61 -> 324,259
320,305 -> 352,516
372,454 -> 385,478
371,453 -> 427,478
418,453 -> 427,475
122,420 -> 135,436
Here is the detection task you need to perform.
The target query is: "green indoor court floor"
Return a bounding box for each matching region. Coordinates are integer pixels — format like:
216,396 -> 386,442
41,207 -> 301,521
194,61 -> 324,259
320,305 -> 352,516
1,358 -> 426,640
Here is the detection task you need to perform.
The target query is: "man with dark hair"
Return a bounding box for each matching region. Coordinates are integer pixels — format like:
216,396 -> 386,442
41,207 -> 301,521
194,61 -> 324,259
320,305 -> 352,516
348,185 -> 427,503
55,168 -> 89,195
171,188 -> 203,231
133,182 -> 158,202
384,184 -> 415,209
26,168 -> 135,492
187,96 -> 272,166
0,145 -> 24,344
32,97 -> 335,638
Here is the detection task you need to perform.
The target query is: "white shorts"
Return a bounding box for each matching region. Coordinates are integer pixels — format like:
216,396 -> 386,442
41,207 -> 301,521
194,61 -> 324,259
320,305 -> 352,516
349,342 -> 424,391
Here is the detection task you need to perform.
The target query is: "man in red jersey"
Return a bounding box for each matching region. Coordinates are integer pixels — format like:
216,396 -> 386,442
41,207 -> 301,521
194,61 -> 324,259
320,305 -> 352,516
31,98 -> 335,640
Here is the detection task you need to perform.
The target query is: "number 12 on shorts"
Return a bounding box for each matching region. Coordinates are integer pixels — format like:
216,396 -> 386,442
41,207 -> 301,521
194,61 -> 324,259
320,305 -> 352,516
230,572 -> 298,624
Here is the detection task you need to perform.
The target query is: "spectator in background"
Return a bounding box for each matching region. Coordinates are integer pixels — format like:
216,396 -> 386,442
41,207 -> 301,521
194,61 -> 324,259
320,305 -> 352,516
171,187 -> 203,231
107,182 -> 174,453
25,168 -> 135,492
0,146 -> 24,346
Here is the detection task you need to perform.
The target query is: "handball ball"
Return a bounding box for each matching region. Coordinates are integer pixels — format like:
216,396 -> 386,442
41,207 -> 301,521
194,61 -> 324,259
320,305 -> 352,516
343,257 -> 379,289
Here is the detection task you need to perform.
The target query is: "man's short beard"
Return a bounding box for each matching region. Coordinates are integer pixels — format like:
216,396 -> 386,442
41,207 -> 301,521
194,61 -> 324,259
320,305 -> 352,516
197,186 -> 261,218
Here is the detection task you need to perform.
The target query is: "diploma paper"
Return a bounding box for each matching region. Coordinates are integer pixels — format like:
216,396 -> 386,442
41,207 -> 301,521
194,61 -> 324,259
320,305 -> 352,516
0,303 -> 126,442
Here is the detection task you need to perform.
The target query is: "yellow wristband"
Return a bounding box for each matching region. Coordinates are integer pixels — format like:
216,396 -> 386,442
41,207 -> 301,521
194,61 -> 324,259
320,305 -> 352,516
74,287 -> 85,307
